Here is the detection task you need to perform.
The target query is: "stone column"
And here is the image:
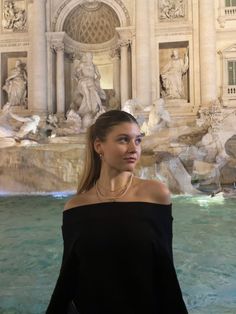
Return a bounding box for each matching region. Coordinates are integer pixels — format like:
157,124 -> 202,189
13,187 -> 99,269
54,43 -> 65,116
31,0 -> 47,112
199,0 -> 217,106
135,0 -> 151,108
119,40 -> 130,106
46,34 -> 55,114
0,53 -> 2,108
110,48 -> 120,101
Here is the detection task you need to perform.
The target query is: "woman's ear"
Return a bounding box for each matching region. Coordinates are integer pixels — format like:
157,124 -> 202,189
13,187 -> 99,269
94,138 -> 102,155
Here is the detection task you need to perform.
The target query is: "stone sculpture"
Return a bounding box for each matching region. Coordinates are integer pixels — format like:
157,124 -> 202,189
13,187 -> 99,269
141,98 -> 171,135
9,111 -> 40,139
0,103 -> 40,140
0,103 -> 15,138
160,48 -> 188,99
160,0 -> 185,20
73,52 -> 106,129
193,100 -> 236,190
108,90 -> 120,110
2,1 -> 26,31
2,59 -> 27,107
46,114 -> 58,129
122,99 -> 143,115
65,109 -> 82,134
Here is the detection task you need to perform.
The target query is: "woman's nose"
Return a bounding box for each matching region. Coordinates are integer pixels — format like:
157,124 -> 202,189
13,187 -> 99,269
128,140 -> 137,152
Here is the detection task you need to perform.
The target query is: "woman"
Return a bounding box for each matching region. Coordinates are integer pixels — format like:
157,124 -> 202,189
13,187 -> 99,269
46,110 -> 188,314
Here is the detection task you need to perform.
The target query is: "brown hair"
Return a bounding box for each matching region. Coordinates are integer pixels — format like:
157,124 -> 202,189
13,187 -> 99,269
77,110 -> 139,194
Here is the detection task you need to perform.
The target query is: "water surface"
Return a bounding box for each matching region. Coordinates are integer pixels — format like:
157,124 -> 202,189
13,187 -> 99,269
0,194 -> 235,314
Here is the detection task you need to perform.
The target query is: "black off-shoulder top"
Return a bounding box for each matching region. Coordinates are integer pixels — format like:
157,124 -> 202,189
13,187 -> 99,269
46,202 -> 188,314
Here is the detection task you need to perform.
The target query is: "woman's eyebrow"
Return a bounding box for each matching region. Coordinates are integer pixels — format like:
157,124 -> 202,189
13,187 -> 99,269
116,133 -> 143,137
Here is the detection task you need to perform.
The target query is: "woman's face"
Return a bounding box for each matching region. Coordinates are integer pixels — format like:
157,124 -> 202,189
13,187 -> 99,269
95,122 -> 142,173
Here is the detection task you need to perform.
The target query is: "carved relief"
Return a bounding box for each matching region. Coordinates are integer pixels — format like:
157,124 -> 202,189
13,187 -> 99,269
2,0 -> 27,32
159,0 -> 185,21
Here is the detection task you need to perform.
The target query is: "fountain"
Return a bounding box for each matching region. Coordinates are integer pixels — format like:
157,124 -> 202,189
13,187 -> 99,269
0,93 -> 236,196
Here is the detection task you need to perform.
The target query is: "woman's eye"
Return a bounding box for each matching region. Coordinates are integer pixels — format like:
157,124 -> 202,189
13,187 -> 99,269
135,138 -> 142,145
118,137 -> 129,143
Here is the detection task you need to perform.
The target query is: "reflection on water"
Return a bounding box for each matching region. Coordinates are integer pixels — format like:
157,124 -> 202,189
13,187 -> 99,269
0,194 -> 235,314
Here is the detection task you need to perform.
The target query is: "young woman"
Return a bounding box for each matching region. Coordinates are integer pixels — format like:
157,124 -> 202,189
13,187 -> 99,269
46,110 -> 188,314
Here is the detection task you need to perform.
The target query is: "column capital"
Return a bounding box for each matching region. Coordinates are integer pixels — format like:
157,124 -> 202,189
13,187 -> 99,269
52,42 -> 65,53
116,26 -> 134,42
118,39 -> 131,49
109,48 -> 120,59
30,0 -> 47,5
46,32 -> 66,53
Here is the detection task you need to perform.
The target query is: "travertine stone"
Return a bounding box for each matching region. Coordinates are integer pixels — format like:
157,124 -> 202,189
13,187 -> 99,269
54,43 -> 65,114
199,0 -> 217,106
135,0 -> 151,108
31,0 -> 47,112
119,40 -> 129,105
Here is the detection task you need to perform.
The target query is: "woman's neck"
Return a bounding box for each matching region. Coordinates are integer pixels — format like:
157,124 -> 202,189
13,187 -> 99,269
98,169 -> 133,192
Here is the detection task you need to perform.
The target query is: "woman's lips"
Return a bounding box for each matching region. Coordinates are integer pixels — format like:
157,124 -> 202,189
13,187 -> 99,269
124,157 -> 136,163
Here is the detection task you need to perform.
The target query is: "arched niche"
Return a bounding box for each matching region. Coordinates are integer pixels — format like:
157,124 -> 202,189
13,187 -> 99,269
49,0 -> 132,113
52,0 -> 131,32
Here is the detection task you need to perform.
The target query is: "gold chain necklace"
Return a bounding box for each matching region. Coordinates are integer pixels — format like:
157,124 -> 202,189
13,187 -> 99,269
95,173 -> 134,202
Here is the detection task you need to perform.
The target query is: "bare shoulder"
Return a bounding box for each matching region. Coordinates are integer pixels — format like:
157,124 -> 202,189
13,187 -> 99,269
135,178 -> 171,205
64,194 -> 84,211
64,192 -> 93,211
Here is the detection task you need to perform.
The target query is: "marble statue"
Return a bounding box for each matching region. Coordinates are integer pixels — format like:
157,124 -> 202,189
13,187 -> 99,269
66,109 -> 82,133
2,59 -> 27,107
53,109 -> 82,137
160,0 -> 185,20
0,103 -> 40,140
9,111 -> 40,139
2,1 -> 26,31
108,90 -> 120,110
46,114 -> 58,129
160,48 -> 188,99
0,103 -> 15,137
141,98 -> 171,135
73,52 -> 106,128
122,99 -> 143,116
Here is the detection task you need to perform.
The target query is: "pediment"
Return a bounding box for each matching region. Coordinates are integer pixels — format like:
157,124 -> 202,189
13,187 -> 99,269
221,44 -> 236,53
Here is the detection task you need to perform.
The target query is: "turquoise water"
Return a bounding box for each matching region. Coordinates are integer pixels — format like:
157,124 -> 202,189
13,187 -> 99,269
0,194 -> 235,314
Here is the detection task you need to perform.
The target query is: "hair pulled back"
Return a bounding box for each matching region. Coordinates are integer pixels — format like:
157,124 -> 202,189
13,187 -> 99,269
77,110 -> 139,194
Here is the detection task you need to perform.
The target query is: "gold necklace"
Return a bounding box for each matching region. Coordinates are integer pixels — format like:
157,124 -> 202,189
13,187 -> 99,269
95,173 -> 134,202
99,181 -> 131,193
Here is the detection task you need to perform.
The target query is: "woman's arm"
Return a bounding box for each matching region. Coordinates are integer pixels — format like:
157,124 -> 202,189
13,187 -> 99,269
46,213 -> 79,313
46,248 -> 77,314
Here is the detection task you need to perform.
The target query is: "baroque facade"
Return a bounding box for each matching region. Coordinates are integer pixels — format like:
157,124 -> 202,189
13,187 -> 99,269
1,0 -> 236,119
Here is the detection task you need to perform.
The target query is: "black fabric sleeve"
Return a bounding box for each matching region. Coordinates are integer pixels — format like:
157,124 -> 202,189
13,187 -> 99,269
45,247 -> 77,314
46,221 -> 79,314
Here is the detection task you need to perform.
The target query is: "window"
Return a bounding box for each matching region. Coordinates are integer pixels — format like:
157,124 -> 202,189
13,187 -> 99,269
228,61 -> 236,85
226,0 -> 236,7
218,45 -> 236,106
